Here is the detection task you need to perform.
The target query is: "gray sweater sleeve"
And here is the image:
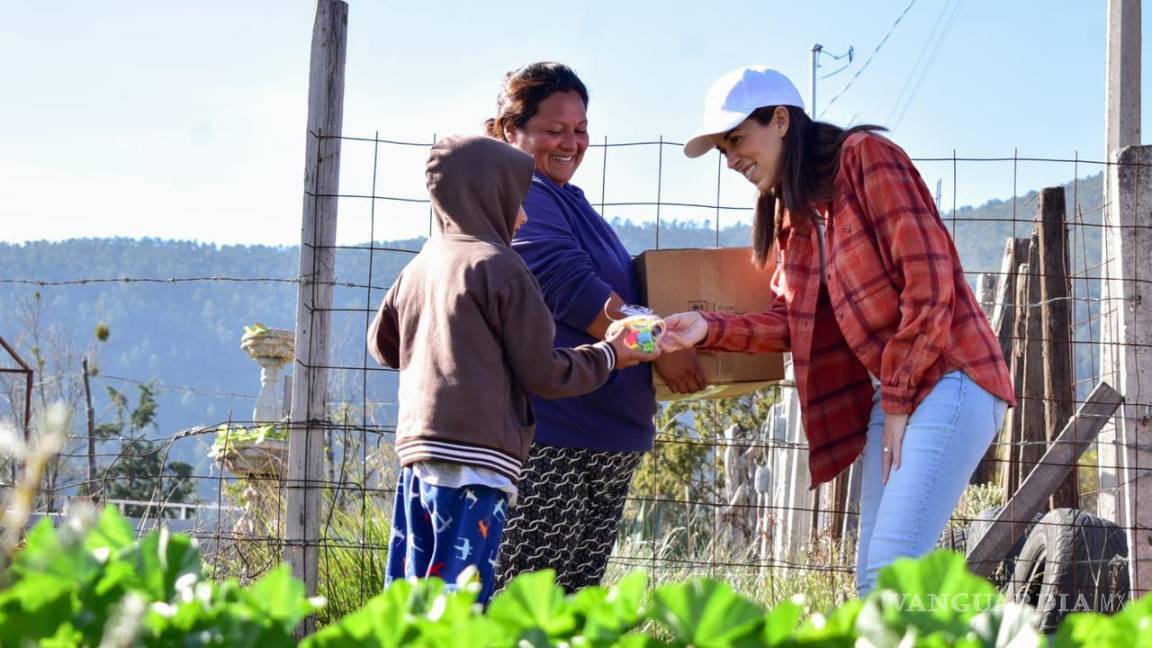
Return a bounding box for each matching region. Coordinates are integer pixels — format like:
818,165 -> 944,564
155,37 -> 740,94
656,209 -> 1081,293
497,271 -> 614,399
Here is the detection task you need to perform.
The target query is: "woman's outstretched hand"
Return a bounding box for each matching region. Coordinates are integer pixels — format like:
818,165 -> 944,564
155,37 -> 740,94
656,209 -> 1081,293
659,311 -> 709,352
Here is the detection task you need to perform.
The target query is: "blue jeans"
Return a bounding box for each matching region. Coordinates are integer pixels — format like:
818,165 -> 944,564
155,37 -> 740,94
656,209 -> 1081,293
855,370 -> 1008,596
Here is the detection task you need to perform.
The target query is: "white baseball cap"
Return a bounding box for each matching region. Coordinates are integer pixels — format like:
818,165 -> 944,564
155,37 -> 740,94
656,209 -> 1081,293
683,66 -> 805,158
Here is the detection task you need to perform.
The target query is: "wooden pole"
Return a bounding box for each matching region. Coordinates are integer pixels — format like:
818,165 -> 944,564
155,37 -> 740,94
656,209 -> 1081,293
1016,240 -> 1047,490
82,358 -> 96,499
1036,188 -> 1078,510
839,458 -> 863,544
772,363 -> 813,564
973,238 -> 1027,486
975,272 -> 995,316
991,239 -> 1029,363
967,382 -> 1122,578
1001,261 -> 1029,499
828,469 -> 846,542
285,0 -> 347,623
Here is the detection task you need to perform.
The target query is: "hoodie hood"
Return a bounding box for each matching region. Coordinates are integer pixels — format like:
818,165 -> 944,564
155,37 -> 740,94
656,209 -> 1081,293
426,135 -> 535,245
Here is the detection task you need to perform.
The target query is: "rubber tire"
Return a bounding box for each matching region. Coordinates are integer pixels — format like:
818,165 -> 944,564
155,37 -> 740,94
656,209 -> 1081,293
964,505 -> 1039,588
1005,508 -> 1130,633
936,525 -> 967,552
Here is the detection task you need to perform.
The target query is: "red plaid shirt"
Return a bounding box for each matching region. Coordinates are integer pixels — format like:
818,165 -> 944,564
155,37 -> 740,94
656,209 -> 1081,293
700,133 -> 1015,488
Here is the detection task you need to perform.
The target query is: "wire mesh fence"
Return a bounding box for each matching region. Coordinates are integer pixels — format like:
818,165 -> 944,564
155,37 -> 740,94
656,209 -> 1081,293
1,130 -> 1149,626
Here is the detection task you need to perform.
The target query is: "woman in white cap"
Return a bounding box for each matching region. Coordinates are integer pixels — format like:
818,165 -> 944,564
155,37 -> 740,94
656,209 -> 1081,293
661,65 -> 1016,595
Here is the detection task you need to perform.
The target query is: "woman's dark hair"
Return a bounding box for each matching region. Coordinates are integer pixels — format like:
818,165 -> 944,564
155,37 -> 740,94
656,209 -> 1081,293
485,62 -> 589,141
749,106 -> 885,268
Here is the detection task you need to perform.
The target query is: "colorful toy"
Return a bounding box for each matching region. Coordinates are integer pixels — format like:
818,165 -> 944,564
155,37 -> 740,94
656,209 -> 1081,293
610,305 -> 666,353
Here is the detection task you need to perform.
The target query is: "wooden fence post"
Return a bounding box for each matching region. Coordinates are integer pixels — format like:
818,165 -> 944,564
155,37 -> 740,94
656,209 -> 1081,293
1016,238 -> 1047,491
82,357 -> 97,498
285,0 -> 347,628
770,364 -> 813,565
975,272 -> 995,314
974,238 -> 1028,486
1036,187 -> 1079,510
1001,261 -> 1029,498
991,239 -> 1030,367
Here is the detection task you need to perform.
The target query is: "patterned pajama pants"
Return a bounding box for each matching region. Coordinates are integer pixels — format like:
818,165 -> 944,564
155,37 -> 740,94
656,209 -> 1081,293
493,444 -> 643,593
386,466 -> 509,604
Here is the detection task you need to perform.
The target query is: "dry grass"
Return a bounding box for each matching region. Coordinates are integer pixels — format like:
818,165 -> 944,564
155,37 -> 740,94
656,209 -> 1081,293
605,526 -> 856,613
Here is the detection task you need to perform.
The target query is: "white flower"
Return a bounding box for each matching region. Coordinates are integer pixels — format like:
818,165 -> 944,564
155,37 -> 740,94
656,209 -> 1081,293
428,595 -> 448,622
99,593 -> 146,648
196,582 -> 214,605
175,573 -> 199,603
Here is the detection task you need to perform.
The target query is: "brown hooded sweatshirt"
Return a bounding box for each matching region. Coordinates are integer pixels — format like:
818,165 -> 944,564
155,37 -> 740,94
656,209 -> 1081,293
367,135 -> 616,481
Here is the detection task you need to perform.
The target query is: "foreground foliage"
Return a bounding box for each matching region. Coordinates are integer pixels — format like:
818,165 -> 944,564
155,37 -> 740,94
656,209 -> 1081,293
0,507 -> 1148,647
0,507 -> 317,647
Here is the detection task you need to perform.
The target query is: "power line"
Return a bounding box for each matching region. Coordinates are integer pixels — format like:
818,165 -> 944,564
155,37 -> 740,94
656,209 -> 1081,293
890,0 -> 966,129
820,0 -> 919,117
886,0 -> 957,125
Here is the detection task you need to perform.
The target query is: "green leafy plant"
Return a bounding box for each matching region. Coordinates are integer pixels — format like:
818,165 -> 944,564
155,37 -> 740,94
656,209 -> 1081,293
4,506 -> 1152,647
854,551 -> 1041,647
304,551 -> 1042,648
0,505 -> 321,646
1052,593 -> 1152,648
242,322 -> 272,338
209,422 -> 288,457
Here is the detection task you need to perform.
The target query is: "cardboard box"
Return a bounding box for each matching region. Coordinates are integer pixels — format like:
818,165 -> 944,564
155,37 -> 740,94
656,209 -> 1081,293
636,247 -> 786,401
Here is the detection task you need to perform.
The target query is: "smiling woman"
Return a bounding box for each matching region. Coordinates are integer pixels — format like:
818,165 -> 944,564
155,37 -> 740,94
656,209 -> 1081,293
484,61 -> 708,594
664,65 -> 1017,597
501,89 -> 588,186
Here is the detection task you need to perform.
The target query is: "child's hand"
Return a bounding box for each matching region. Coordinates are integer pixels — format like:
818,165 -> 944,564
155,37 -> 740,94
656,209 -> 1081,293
659,312 -> 709,352
605,321 -> 662,369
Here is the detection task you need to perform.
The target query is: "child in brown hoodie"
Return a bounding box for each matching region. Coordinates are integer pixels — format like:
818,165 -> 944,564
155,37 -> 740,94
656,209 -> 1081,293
367,135 -> 658,603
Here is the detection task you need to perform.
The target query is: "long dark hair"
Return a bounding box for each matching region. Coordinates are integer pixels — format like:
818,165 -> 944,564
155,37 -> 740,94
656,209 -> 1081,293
750,106 -> 885,267
485,62 -> 589,141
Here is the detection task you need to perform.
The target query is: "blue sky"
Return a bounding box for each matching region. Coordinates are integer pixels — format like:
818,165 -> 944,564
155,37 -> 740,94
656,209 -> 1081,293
0,1 -> 1135,245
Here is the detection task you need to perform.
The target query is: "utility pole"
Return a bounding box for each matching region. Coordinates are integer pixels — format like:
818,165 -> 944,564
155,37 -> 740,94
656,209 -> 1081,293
810,43 -> 823,115
809,43 -> 853,118
1099,0 -> 1146,596
1107,0 -> 1140,156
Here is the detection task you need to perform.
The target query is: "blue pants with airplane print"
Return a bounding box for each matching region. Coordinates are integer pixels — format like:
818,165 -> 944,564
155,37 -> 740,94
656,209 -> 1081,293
386,466 -> 509,604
